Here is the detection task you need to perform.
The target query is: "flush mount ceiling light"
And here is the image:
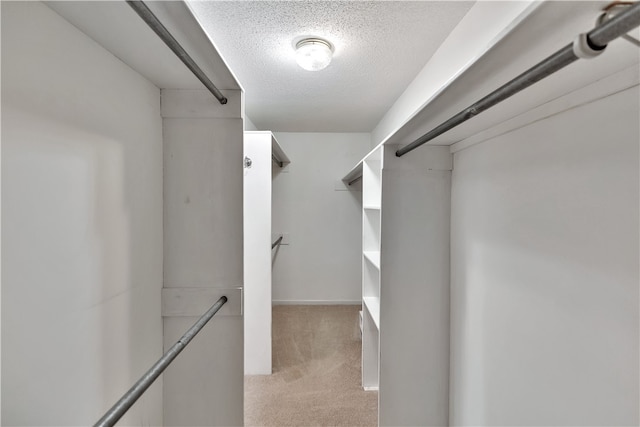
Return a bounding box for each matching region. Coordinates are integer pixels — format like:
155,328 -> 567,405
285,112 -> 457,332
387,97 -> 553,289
295,38 -> 333,71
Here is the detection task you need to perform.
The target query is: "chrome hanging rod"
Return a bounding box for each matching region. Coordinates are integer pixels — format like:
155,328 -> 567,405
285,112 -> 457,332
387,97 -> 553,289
126,0 -> 228,105
94,296 -> 228,427
272,154 -> 284,168
272,235 -> 283,249
396,2 -> 640,157
348,175 -> 363,186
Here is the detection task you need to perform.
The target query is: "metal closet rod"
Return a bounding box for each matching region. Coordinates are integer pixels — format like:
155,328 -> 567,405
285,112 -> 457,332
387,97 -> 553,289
348,175 -> 363,186
272,235 -> 283,249
272,154 -> 284,168
396,2 -> 640,157
94,296 -> 228,427
126,0 -> 228,105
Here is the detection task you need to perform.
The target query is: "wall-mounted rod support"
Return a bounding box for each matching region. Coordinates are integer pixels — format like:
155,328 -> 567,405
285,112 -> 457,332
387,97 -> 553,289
272,235 -> 283,249
348,175 -> 363,186
396,2 -> 640,157
126,0 -> 228,105
94,296 -> 228,427
272,154 -> 284,168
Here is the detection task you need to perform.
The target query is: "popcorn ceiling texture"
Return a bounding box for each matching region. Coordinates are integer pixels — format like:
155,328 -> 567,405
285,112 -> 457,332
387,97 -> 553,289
188,1 -> 474,132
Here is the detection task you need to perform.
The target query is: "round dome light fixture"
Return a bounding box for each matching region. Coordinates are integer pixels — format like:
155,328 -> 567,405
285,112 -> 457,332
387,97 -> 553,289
295,38 -> 333,71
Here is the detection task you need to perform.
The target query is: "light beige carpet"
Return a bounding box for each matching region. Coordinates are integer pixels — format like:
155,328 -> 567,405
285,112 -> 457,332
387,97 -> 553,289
245,305 -> 378,426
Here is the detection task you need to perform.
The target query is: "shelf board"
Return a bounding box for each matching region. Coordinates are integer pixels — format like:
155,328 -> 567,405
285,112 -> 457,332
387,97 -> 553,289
363,296 -> 380,329
363,251 -> 380,269
342,144 -> 384,184
246,131 -> 290,166
363,204 -> 381,210
271,134 -> 290,165
47,1 -> 242,93
342,160 -> 363,184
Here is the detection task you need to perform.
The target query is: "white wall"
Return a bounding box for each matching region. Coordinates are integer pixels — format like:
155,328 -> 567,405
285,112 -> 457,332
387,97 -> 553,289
271,133 -> 370,303
1,2 -> 163,425
450,86 -> 639,425
244,116 -> 259,131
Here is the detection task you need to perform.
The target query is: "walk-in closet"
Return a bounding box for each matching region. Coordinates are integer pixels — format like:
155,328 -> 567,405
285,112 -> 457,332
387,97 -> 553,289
2,1 -> 638,426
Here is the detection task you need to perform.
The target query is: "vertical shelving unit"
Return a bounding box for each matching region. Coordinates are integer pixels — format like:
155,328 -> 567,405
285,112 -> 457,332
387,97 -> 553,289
344,144 -> 452,426
244,131 -> 290,376
361,146 -> 382,390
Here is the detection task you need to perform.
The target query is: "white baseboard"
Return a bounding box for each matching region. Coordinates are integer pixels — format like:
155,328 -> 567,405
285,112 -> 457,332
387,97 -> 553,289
272,300 -> 361,306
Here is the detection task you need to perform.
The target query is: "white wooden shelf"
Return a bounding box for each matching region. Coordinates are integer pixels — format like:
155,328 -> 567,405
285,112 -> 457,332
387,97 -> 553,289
359,145 -> 383,392
342,160 -> 363,184
363,297 -> 380,330
363,251 -> 380,269
245,130 -> 290,166
271,135 -> 290,166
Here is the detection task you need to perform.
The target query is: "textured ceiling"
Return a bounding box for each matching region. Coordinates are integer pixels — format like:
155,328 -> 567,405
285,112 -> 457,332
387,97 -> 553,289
188,1 -> 474,132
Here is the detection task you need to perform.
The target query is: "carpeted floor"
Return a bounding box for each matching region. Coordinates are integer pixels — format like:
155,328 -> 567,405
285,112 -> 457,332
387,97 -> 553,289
244,305 -> 378,426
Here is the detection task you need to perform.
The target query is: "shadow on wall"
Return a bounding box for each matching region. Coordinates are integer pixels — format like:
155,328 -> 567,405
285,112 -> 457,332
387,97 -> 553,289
2,102 -> 162,426
1,2 -> 163,424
